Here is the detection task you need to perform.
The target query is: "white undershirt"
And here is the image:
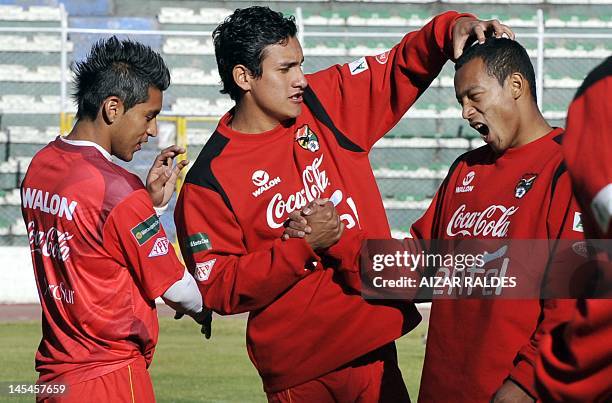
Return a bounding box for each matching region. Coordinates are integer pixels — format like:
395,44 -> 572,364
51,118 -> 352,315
59,136 -> 168,215
59,136 -> 112,162
60,137 -> 201,313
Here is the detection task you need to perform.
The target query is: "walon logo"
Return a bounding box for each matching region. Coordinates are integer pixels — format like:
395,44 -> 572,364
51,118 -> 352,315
456,171 -> 476,193
252,170 -> 281,198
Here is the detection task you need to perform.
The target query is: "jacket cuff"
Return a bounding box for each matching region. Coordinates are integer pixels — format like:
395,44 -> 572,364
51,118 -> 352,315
284,238 -> 322,274
322,229 -> 365,271
509,359 -> 538,399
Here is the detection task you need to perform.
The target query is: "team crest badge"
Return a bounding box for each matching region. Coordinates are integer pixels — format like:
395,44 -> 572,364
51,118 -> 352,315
375,50 -> 390,65
195,259 -> 216,282
515,174 -> 537,198
295,125 -> 320,152
148,237 -> 169,257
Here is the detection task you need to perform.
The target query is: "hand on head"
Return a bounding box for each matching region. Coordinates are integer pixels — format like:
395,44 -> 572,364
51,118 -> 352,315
452,17 -> 515,60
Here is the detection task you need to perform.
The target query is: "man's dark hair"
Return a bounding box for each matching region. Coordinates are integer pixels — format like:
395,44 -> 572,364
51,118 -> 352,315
213,6 -> 297,101
73,36 -> 170,120
455,38 -> 537,101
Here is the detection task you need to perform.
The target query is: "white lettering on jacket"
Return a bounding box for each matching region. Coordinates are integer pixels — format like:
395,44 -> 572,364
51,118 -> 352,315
446,204 -> 518,238
266,156 -> 330,229
28,221 -> 73,261
45,281 -> 75,305
22,187 -> 78,221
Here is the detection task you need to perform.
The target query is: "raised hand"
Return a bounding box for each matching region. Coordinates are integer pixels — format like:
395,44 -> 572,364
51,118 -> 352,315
146,145 -> 189,208
452,17 -> 515,60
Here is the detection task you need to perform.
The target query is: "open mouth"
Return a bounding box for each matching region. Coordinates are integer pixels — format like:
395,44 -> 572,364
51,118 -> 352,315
472,122 -> 490,138
289,93 -> 303,102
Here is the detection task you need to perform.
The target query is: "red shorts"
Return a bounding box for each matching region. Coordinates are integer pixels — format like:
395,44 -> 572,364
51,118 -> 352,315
37,357 -> 155,403
267,343 -> 410,403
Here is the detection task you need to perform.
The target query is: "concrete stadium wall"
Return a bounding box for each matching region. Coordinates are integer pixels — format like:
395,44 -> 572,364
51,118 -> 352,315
0,247 -> 38,303
0,247 -> 166,305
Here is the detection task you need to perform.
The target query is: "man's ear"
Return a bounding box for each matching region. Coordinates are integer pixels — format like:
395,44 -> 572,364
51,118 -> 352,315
232,64 -> 253,93
509,72 -> 526,100
101,96 -> 123,125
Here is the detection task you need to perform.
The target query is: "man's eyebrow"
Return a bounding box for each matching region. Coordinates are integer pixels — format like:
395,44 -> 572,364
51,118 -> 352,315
457,85 -> 485,97
278,59 -> 303,68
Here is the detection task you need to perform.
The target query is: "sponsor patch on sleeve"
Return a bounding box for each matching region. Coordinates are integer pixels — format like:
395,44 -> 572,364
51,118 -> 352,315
186,232 -> 212,253
131,214 -> 161,246
348,57 -> 368,76
148,237 -> 170,257
572,212 -> 584,233
195,259 -> 216,282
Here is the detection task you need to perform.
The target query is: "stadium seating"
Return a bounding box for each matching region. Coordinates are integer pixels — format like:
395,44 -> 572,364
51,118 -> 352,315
162,38 -> 214,55
158,7 -> 232,25
0,5 -> 61,22
171,68 -> 220,85
169,98 -> 234,116
0,1 -> 610,243
0,35 -> 74,52
0,65 -> 73,83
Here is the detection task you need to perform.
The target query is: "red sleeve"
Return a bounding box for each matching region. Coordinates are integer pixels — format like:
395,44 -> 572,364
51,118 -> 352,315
103,189 -> 184,300
536,299 -> 612,402
411,188 -> 445,241
322,228 -> 366,292
175,183 -> 321,315
534,59 -> 612,401
306,11 -> 472,151
323,179 -> 449,294
509,170 -> 583,398
562,60 -> 612,237
322,179 -> 448,293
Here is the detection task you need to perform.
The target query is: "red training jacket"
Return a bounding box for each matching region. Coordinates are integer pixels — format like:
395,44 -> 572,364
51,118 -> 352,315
536,56 -> 612,403
413,128 -> 583,402
175,11 -> 469,393
21,138 -> 184,385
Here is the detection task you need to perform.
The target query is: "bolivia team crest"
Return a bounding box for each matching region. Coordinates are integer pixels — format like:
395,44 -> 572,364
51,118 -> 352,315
295,125 -> 320,152
515,174 -> 537,198
375,50 -> 390,65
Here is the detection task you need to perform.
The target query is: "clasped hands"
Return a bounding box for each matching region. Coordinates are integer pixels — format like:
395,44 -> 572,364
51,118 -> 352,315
281,198 -> 344,251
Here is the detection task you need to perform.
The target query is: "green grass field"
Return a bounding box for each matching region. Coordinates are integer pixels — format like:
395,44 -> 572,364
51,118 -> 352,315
0,316 -> 427,402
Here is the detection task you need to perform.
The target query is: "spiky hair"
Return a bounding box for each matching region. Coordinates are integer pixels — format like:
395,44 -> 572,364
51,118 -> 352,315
73,36 -> 170,120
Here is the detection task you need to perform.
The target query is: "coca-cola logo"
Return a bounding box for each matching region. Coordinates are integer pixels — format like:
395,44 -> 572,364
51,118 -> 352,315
266,156 -> 329,228
446,204 -> 518,238
28,221 -> 73,262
